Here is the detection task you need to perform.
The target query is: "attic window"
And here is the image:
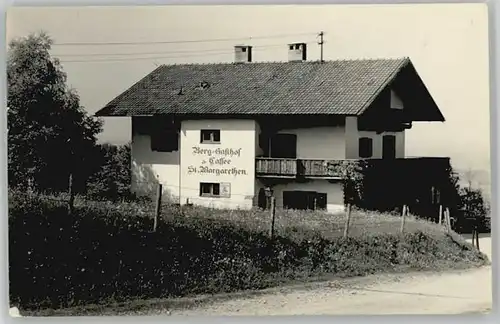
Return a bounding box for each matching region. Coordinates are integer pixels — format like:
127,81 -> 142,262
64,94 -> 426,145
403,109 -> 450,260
242,47 -> 247,52
289,45 -> 294,50
295,44 -> 301,50
195,81 -> 211,90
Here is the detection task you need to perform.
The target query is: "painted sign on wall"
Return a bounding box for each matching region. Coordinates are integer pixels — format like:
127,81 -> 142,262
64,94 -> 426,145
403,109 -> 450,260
187,146 -> 248,176
220,182 -> 231,198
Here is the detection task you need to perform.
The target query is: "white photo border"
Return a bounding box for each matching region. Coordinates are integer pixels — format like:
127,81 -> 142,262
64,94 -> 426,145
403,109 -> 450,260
0,1 -> 496,323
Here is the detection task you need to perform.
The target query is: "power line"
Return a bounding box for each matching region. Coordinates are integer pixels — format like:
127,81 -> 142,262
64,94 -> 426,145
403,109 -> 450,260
59,50 -> 233,62
52,32 -> 318,46
58,50 -> 233,63
57,42 -> 317,63
51,43 -> 296,58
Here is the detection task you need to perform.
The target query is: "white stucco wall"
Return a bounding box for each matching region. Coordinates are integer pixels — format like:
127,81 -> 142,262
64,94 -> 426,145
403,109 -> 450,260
131,131 -> 181,202
345,88 -> 406,159
269,180 -> 345,213
345,117 -> 405,159
130,98 -> 405,211
179,119 -> 257,209
356,130 -> 405,159
276,126 -> 346,159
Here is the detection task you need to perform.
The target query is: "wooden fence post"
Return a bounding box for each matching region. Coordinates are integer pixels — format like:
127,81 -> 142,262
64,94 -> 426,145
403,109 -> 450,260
153,183 -> 163,232
474,218 -> 480,251
438,205 -> 443,225
476,230 -> 480,251
343,204 -> 352,238
269,196 -> 276,239
68,172 -> 75,215
400,205 -> 407,234
445,207 -> 451,234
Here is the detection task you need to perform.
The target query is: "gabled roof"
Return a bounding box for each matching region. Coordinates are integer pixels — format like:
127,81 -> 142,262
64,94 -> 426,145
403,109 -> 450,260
95,57 -> 445,122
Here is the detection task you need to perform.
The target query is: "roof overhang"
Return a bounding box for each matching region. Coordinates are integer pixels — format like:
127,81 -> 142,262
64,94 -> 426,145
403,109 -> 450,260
389,61 -> 445,122
94,59 -> 446,122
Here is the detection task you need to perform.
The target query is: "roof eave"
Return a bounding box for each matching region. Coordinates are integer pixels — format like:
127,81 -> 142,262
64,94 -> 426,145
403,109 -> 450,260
391,60 -> 446,123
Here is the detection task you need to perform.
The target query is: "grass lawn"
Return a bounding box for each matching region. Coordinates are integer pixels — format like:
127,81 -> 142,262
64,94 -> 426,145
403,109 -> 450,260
8,191 -> 488,315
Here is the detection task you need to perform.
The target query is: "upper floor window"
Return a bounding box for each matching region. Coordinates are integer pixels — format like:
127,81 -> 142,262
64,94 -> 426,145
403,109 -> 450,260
151,129 -> 178,152
269,133 -> 297,158
200,129 -> 220,144
199,182 -> 220,197
382,135 -> 396,159
358,137 -> 373,158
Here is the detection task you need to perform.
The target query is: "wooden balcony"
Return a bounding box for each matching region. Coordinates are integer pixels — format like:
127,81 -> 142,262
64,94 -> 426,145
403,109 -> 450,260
255,158 -> 297,178
255,157 -> 450,179
255,158 -> 342,179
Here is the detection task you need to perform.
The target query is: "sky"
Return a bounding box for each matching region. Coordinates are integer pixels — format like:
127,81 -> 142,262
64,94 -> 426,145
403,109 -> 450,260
6,4 -> 491,180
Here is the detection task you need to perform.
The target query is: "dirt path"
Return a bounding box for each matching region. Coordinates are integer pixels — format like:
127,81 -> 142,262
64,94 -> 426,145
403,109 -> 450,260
172,235 -> 492,316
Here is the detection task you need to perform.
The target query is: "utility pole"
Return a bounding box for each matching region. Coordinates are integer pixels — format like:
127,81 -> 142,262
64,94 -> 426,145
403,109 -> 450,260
318,31 -> 325,62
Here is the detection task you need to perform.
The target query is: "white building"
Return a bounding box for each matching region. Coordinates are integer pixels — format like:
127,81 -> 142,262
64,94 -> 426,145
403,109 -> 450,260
96,44 -> 449,213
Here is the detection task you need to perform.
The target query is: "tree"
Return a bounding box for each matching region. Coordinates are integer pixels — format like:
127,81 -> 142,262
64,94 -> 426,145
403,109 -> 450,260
7,32 -> 102,193
86,143 -> 132,201
459,187 -> 487,217
327,160 -> 366,206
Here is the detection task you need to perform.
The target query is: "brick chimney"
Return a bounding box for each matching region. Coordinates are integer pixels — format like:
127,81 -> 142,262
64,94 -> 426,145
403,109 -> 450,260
234,45 -> 253,63
288,43 -> 307,62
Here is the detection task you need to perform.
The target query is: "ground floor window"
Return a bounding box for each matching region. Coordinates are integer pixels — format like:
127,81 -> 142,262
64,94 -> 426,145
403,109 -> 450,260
199,182 -> 220,197
283,191 -> 327,210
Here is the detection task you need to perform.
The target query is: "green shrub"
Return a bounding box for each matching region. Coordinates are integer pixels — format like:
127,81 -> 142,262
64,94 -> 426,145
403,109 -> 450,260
8,191 -> 487,310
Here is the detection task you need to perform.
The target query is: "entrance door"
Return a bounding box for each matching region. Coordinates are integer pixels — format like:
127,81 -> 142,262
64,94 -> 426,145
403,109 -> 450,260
382,135 -> 396,159
315,193 -> 327,210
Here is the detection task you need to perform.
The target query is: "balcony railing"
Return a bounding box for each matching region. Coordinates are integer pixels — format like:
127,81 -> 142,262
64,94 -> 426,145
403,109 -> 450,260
298,159 -> 337,178
255,158 -> 297,177
255,158 -> 341,178
255,157 -> 450,179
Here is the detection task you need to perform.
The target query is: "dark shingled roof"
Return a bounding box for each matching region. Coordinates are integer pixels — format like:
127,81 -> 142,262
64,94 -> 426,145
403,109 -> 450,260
95,57 -> 445,122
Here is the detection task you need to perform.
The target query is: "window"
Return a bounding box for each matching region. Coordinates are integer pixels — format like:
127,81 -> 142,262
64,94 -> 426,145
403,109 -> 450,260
151,129 -> 178,152
195,81 -> 211,91
200,129 -> 221,144
269,133 -> 297,158
295,44 -> 301,50
358,137 -> 373,158
283,191 -> 327,210
289,45 -> 294,50
382,135 -> 396,159
242,47 -> 247,52
199,182 -> 221,197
